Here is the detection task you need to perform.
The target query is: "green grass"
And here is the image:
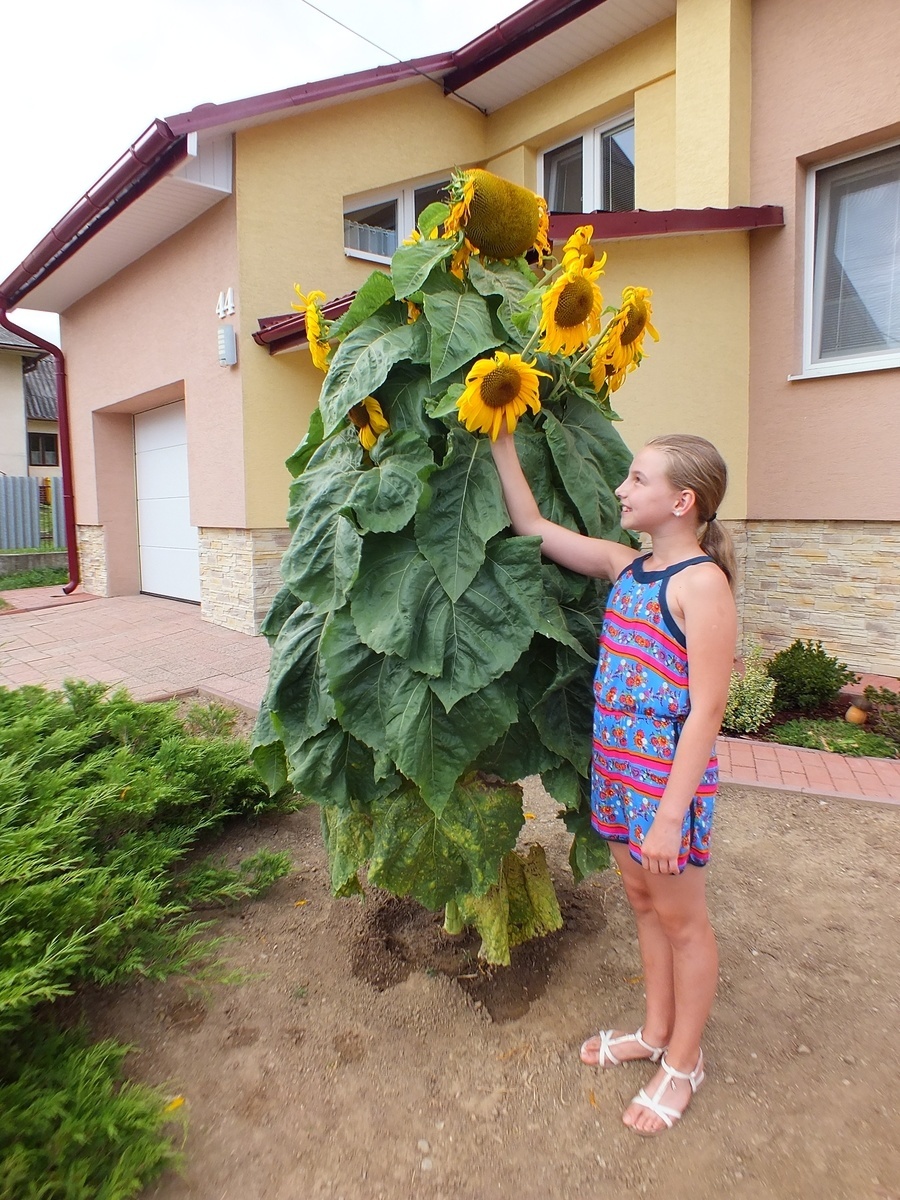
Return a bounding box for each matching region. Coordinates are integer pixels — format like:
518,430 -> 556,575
767,718 -> 898,758
0,566 -> 68,590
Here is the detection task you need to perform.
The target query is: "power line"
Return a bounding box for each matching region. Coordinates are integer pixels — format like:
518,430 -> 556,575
297,0 -> 487,114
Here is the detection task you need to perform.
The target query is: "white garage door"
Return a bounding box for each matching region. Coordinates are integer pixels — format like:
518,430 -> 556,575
134,402 -> 201,602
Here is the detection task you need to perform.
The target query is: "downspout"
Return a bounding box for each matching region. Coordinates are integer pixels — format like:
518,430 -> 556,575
0,310 -> 79,594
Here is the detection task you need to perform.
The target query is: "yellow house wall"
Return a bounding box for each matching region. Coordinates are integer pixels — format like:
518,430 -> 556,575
675,0 -> 751,206
596,233 -> 749,518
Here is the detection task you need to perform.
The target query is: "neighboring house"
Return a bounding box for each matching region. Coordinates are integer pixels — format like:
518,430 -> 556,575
24,355 -> 61,480
0,0 -> 896,673
0,329 -> 58,478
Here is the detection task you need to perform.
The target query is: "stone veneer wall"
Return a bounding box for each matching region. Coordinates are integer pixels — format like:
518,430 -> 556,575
198,528 -> 291,635
76,525 -> 108,596
739,520 -> 900,677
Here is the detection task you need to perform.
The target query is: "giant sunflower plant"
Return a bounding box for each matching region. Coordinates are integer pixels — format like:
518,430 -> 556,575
252,169 -> 659,965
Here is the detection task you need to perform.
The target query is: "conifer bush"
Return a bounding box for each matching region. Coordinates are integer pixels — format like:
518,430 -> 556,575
0,681 -> 297,1197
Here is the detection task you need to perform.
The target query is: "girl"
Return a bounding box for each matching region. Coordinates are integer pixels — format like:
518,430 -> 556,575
490,429 -> 737,1136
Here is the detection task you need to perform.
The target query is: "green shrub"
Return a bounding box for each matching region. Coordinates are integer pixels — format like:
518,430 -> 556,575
721,645 -> 776,734
863,685 -> 900,749
766,639 -> 857,713
0,1025 -> 182,1200
767,718 -> 898,758
0,680 -> 299,1195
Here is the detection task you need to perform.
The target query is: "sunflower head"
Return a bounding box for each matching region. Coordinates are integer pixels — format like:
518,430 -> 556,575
292,286 -> 331,372
348,397 -> 390,451
560,225 -> 599,270
589,286 -> 659,393
538,254 -> 606,355
444,169 -> 549,262
456,351 -> 550,441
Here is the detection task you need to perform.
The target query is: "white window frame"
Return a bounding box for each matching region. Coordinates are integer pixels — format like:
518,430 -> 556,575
795,138 -> 900,381
343,172 -> 451,265
538,112 -> 635,213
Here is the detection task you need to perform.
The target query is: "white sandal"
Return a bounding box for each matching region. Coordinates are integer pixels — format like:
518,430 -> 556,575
627,1049 -> 705,1135
580,1026 -> 667,1068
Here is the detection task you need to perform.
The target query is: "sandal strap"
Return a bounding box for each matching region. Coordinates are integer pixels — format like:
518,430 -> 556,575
630,1086 -> 680,1128
660,1049 -> 705,1091
595,1027 -> 666,1066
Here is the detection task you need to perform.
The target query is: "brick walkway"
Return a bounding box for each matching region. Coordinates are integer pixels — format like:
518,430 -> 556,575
1,587 -> 898,806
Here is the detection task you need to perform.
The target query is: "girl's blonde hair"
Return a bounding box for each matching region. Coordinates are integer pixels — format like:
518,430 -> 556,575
647,433 -> 737,591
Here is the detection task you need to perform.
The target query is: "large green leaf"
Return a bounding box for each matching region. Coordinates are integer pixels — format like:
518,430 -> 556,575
350,534 -> 437,663
425,537 -> 544,710
318,313 -> 428,436
414,429 -> 509,601
351,535 -> 544,707
285,407 -> 326,480
264,603 -> 335,759
467,258 -> 533,343
378,365 -> 443,442
514,421 -> 581,533
475,709 -> 561,780
258,583 -> 301,643
282,440 -> 362,612
250,701 -> 289,795
367,775 -> 524,910
289,722 -> 399,809
531,656 -> 595,778
320,803 -> 373,897
390,238 -> 458,299
564,807 -> 611,883
544,395 -> 633,539
350,431 -> 434,534
421,285 -> 498,383
322,608 -> 517,814
327,270 -> 394,340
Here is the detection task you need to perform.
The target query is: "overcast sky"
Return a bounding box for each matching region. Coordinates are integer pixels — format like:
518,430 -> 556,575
3,0 -> 527,340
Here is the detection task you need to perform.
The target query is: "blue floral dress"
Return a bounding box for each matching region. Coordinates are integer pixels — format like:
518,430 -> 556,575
590,553 -> 718,871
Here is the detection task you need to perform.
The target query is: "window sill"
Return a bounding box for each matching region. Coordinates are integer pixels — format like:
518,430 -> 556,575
344,248 -> 392,266
788,355 -> 900,381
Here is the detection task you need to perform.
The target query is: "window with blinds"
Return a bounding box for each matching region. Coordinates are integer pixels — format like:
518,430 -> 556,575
811,144 -> 900,367
541,117 -> 635,214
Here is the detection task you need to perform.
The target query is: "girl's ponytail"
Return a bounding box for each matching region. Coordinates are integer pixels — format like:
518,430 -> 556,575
699,517 -> 737,593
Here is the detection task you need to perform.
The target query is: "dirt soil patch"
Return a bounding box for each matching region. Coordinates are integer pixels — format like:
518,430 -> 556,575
82,778 -> 899,1200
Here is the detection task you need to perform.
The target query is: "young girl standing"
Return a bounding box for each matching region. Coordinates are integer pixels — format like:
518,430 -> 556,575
490,429 -> 737,1136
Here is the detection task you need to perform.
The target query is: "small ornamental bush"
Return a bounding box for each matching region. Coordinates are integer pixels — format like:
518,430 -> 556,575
767,718 -> 898,758
864,685 -> 900,749
766,639 -> 857,713
721,645 -> 776,735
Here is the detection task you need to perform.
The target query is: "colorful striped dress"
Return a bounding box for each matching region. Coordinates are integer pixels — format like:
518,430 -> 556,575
590,553 -> 717,871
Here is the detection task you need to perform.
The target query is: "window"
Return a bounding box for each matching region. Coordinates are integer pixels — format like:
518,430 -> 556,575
28,432 -> 58,467
344,175 -> 451,262
541,117 -> 635,213
805,142 -> 900,375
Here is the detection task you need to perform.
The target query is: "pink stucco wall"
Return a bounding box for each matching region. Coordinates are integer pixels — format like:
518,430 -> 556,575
61,197 -> 245,530
748,0 -> 900,520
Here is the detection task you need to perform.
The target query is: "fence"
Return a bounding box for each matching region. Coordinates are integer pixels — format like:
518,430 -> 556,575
0,476 -> 67,550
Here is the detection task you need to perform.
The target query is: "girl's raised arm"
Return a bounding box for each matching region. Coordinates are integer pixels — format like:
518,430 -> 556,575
490,429 -> 636,583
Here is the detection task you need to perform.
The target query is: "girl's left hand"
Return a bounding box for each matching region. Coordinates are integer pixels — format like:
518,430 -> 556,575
640,815 -> 683,875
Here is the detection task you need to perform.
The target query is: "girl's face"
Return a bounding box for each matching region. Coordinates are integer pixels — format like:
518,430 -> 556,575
615,446 -> 688,533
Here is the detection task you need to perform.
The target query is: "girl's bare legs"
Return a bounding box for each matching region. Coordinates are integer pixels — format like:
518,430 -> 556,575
611,844 -> 718,1132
